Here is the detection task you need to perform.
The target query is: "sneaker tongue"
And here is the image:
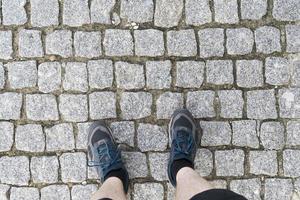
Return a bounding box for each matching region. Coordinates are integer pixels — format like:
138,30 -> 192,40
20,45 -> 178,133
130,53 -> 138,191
177,131 -> 190,151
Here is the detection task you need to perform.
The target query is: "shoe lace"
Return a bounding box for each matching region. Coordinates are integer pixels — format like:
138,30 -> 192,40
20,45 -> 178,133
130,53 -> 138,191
173,130 -> 194,156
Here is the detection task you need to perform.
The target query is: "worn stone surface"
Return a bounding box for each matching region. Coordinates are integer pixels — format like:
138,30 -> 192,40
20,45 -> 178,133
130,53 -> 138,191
123,152 -> 148,178
111,121 -> 135,147
38,62 -> 61,93
149,153 -> 168,181
286,25 -> 300,53
74,31 -> 102,58
0,93 -> 22,120
187,91 -> 215,118
2,0 -> 27,25
206,60 -> 233,85
90,92 -> 116,119
10,187 -> 39,200
249,151 -> 278,176
176,61 -> 204,88
154,0 -> 183,28
255,26 -> 281,54
227,28 -> 254,55
273,0 -> 300,21
283,150 -> 300,177
115,62 -> 145,89
41,185 -> 70,200
88,60 -> 113,89
63,0 -> 90,26
218,90 -> 243,118
232,120 -> 259,148
59,94 -> 88,122
19,29 -> 43,58
0,31 -> 13,59
214,0 -> 239,24
133,183 -> 164,200
198,29 -> 224,58
120,0 -> 154,23
241,0 -> 267,20
31,156 -> 59,183
278,88 -> 300,118
137,123 -> 168,152
60,152 -> 86,182
146,61 -> 171,89
236,60 -> 264,88
215,150 -> 244,176
260,122 -> 285,150
30,0 -> 59,27
230,179 -> 261,200
156,92 -> 183,119
63,62 -> 88,92
264,179 -> 293,200
200,121 -> 231,146
46,30 -> 72,58
0,122 -> 14,152
265,57 -> 290,85
91,0 -> 115,24
185,0 -> 212,25
167,30 -> 197,57
103,29 -> 133,56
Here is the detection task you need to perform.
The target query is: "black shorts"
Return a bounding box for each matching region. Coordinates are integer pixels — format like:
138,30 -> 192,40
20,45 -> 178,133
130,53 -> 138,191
99,189 -> 247,200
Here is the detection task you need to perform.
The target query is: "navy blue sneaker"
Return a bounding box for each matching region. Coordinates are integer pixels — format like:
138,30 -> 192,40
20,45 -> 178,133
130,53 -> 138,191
167,109 -> 200,187
87,121 -> 129,193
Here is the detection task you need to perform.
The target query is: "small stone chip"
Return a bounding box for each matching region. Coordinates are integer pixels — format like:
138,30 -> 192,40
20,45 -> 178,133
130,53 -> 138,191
214,0 -> 239,24
60,152 -> 87,183
206,60 -> 233,85
31,156 -> 59,184
19,29 -> 44,58
241,0 -> 267,20
230,179 -> 261,200
41,185 -> 70,200
264,179 -> 293,200
227,28 -> 254,55
133,183 -> 164,200
115,62 -> 145,89
176,61 -> 205,88
187,91 -> 215,118
154,0 -> 183,28
6,61 -> 37,89
255,26 -> 281,54
167,30 -> 197,57
63,0 -> 90,26
278,88 -> 300,118
185,0 -> 212,25
146,61 -> 172,89
38,62 -> 61,93
89,92 -> 116,119
286,25 -> 300,53
10,187 -> 39,200
200,121 -> 231,146
265,57 -> 290,85
260,122 -> 285,150
249,151 -> 278,176
2,0 -> 27,25
283,150 -> 300,177
273,0 -> 300,21
215,150 -> 244,176
111,121 -> 135,147
232,120 -> 259,148
218,90 -> 243,118
149,153 -> 169,181
0,93 -> 22,120
137,124 -> 168,152
121,92 -> 152,119
46,30 -> 73,58
247,90 -> 277,119
236,60 -> 264,88
63,62 -> 88,92
59,94 -> 88,122
91,0 -> 115,24
45,123 -> 75,151
0,122 -> 14,152
74,31 -> 102,58
156,92 -> 183,119
120,0 -> 154,23
15,124 -> 45,152
0,31 -> 13,59
198,28 -> 224,58
123,152 -> 148,178
30,0 -> 59,27
88,60 -> 113,89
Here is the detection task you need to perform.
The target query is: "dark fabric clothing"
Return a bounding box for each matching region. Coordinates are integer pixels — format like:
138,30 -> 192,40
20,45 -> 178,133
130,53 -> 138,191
98,198 -> 112,200
190,189 -> 248,200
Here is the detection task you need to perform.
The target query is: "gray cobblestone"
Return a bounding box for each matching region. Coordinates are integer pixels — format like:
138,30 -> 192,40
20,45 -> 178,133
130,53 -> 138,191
278,88 -> 300,118
154,0 -> 183,28
156,92 -> 183,119
0,93 -> 22,120
149,153 -> 168,181
115,62 -> 145,89
31,156 -> 59,184
76,122 -> 92,149
46,30 -> 72,58
286,121 -> 300,146
176,61 -> 204,88
255,26 -> 281,54
292,60 -> 300,87
41,185 -> 70,200
59,94 -> 88,122
45,123 -> 75,151
264,179 -> 293,200
200,121 -> 231,146
111,121 -> 135,147
6,61 -> 37,89
10,187 -> 39,200
206,60 -> 233,85
286,25 -> 300,53
167,30 -> 197,57
63,62 -> 88,92
2,0 -> 27,25
121,92 -> 152,119
15,124 -> 45,152
26,94 -> 59,121
283,150 -> 300,177
133,183 -> 164,200
230,179 -> 261,200
146,61 -> 171,89
89,92 -> 116,119
236,60 -> 263,88
210,180 -> 227,189
71,185 -> 97,200
123,152 -> 148,178
260,122 -> 285,150
249,151 -> 278,176
265,57 -> 290,85
0,64 -> 3,89
134,29 -> 164,57
247,90 -> 277,119
187,91 -> 215,118
60,152 -> 86,182
63,0 -> 90,26
91,0 -> 115,24
30,0 -> 59,27
0,122 -> 13,152
19,30 -> 43,58
185,0 -> 212,25
0,156 -> 30,185
227,28 -> 254,55
120,0 -> 153,23
0,184 -> 9,200
198,28 -> 224,58
241,0 -> 267,20
0,31 -> 13,59
232,120 -> 259,148
103,29 -> 133,56
273,0 -> 300,21
214,0 -> 238,24
38,62 -> 61,93
194,149 -> 213,176
74,31 -> 102,58
88,60 -> 113,89
218,90 -> 243,118
137,123 -> 168,152
215,150 -> 244,176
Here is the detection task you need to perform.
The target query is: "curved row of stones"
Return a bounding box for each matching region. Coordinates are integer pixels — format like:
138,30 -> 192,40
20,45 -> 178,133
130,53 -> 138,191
0,0 -> 300,199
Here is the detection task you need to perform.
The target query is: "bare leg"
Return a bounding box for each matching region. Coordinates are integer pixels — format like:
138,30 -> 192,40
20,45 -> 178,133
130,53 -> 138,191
175,167 -> 214,200
91,177 -> 127,200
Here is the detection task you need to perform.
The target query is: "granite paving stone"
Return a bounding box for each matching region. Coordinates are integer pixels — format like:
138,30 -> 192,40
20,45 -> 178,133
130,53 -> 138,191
167,30 -> 197,57
115,62 -> 145,89
265,57 -> 290,85
232,120 -> 259,148
156,92 -> 183,119
236,60 -> 264,88
218,90 -> 244,118
0,184 -> 9,200
0,64 -> 4,89
123,152 -> 148,178
10,187 -> 39,200
264,179 -> 293,200
227,28 -> 254,55
46,30 -> 73,58
87,60 -> 113,89
278,88 -> 300,118
154,0 -> 183,28
59,94 -> 88,122
198,29 -> 224,58
71,185 -> 98,200
214,0 -> 239,24
30,0 -> 59,27
91,0 -> 115,24
260,122 -> 285,150
286,121 -> 300,146
273,0 -> 300,21
41,185 -> 70,200
194,149 -> 213,176
74,31 -> 102,58
255,26 -> 281,54
103,30 -> 134,56
19,29 -> 43,58
110,121 -> 135,147
283,150 -> 300,177
230,179 -> 261,200
241,0 -> 267,20
185,0 -> 212,25
2,0 -> 27,25
285,25 -> 300,53
0,93 -> 22,120
187,91 -> 215,118
146,61 -> 171,89
0,122 -> 14,152
291,60 -> 300,87
90,92 -> 116,119
30,156 -> 59,183
133,183 -> 164,200
200,121 -> 231,146
176,61 -> 205,88
38,62 -> 61,93
63,62 -> 88,92
76,122 -> 92,150
249,151 -> 278,176
63,0 -> 90,26
120,0 -> 154,23
0,31 -> 13,59
215,150 -> 244,176
149,153 -> 169,181
206,60 -> 233,85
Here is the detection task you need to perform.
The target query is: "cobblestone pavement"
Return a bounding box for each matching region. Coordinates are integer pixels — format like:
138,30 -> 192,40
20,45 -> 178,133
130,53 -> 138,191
0,0 -> 300,199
